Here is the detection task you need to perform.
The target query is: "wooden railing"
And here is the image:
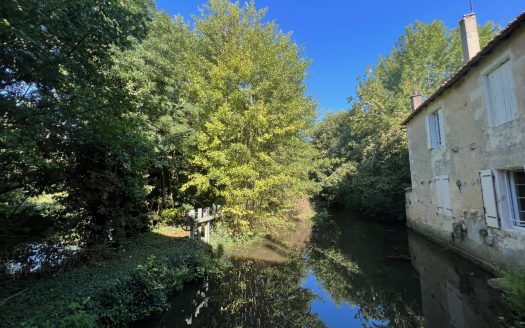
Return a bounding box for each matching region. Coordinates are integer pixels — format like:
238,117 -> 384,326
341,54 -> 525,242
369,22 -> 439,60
187,205 -> 221,243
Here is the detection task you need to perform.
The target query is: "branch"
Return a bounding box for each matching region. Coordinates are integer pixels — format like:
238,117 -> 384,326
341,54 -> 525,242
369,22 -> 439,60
0,289 -> 28,307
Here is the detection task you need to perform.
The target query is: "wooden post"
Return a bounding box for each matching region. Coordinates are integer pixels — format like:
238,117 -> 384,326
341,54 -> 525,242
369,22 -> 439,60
204,222 -> 211,242
188,206 -> 219,242
189,220 -> 195,239
197,208 -> 203,240
188,209 -> 196,239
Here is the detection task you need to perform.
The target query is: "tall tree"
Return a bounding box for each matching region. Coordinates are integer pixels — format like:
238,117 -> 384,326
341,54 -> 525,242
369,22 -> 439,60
183,0 -> 316,235
0,0 -> 154,245
112,12 -> 203,215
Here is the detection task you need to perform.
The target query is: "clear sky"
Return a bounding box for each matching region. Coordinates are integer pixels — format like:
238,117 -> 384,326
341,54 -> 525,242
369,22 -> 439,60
156,0 -> 525,117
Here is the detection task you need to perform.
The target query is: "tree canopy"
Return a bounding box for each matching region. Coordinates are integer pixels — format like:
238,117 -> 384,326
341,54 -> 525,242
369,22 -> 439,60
1,0 -> 316,254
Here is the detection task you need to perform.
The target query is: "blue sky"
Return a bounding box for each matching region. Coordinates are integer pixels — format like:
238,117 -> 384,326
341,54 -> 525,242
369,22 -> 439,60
156,0 -> 525,117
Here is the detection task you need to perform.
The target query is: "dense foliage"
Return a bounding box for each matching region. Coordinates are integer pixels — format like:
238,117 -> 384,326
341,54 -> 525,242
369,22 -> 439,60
182,0 -> 317,235
0,233 -> 224,327
312,21 -> 497,219
1,0 -> 156,251
1,0 -> 315,255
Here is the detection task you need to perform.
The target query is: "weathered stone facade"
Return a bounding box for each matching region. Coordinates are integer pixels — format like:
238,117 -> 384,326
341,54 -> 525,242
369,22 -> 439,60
404,13 -> 525,272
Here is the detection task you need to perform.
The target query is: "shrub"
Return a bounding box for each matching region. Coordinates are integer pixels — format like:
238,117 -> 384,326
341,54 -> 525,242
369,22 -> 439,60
96,256 -> 182,325
59,298 -> 97,328
160,207 -> 191,227
0,233 -> 227,327
502,272 -> 525,314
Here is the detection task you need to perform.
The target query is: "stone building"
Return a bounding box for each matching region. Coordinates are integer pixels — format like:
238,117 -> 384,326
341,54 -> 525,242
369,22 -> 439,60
403,11 -> 525,272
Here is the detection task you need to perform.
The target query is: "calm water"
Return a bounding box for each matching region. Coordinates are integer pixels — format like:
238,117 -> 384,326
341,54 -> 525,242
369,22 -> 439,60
138,211 -> 510,328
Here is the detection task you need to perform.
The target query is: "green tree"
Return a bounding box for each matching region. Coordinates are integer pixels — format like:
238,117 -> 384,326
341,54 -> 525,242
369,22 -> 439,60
0,0 -> 154,245
112,12 -> 203,216
313,20 -> 497,219
183,0 -> 317,235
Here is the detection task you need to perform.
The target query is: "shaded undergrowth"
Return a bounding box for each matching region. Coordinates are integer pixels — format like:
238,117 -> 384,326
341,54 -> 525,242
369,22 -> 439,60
0,232 -> 226,327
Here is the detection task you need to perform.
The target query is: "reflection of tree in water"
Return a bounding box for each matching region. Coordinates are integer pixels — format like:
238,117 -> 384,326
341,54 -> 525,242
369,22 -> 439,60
202,258 -> 326,328
306,215 -> 424,327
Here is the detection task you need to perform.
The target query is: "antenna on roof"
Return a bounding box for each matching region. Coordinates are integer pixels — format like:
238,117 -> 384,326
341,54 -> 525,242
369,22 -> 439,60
469,0 -> 475,13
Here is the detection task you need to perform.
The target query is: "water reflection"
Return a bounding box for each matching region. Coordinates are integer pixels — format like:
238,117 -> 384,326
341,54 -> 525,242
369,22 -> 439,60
141,258 -> 325,328
408,231 -> 510,328
306,214 -> 424,327
139,212 -> 510,328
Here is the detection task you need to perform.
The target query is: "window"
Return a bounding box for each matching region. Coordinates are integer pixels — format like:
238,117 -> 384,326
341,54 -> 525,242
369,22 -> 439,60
508,170 -> 525,228
434,175 -> 452,216
485,59 -> 518,127
426,109 -> 444,149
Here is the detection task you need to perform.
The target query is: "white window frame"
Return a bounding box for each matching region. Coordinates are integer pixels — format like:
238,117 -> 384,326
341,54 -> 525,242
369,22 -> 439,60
484,168 -> 525,231
426,108 -> 444,150
482,52 -> 518,127
507,170 -> 525,230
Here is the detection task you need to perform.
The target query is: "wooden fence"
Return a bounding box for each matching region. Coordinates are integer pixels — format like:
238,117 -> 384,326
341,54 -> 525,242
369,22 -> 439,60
187,205 -> 221,243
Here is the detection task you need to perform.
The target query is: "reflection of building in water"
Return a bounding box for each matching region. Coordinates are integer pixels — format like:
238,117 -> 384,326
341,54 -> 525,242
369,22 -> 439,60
408,231 -> 508,328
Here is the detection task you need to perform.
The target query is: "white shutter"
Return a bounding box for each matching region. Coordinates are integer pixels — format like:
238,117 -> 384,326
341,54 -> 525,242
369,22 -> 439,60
487,60 -> 518,126
501,60 -> 518,121
480,170 -> 500,228
442,177 -> 452,215
435,176 -> 444,214
425,115 -> 432,149
435,176 -> 452,216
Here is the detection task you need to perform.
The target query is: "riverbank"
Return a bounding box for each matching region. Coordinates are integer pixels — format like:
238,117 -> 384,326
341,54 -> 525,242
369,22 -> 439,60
0,231 -> 225,327
210,198 -> 316,263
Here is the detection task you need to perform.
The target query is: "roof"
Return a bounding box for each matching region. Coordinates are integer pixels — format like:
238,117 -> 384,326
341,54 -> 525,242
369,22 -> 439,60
402,11 -> 525,126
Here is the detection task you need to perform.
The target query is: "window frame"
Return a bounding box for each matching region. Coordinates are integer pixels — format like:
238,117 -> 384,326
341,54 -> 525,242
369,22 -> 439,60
489,168 -> 525,232
426,108 -> 444,150
482,52 -> 518,128
507,170 -> 525,230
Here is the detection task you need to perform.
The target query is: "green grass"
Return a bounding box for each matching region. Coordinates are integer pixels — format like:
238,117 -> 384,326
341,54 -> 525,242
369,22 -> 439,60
0,231 -> 225,327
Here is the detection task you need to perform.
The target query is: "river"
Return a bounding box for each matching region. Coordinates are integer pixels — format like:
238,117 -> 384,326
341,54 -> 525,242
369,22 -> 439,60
137,211 -> 511,328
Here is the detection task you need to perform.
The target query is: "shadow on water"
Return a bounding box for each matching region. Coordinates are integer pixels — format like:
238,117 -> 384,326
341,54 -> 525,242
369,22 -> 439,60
137,210 -> 511,328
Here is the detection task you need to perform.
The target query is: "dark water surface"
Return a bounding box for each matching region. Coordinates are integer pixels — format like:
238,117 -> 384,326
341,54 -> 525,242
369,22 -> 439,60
138,212 -> 510,328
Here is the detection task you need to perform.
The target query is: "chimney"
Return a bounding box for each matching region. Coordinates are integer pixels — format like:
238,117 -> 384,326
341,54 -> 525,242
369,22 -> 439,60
411,90 -> 423,111
459,13 -> 481,63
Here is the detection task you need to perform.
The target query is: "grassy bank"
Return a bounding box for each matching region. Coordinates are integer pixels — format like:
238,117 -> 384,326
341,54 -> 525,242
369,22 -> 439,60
0,231 -> 225,327
500,272 -> 525,325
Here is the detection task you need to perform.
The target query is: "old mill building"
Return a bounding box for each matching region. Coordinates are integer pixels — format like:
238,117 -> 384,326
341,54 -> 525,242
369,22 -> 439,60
403,11 -> 525,272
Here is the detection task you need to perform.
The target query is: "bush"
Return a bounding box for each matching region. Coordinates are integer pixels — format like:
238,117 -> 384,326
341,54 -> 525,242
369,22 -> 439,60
160,207 -> 191,227
95,256 -> 191,326
60,300 -> 97,328
0,232 -> 227,327
502,272 -> 525,315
